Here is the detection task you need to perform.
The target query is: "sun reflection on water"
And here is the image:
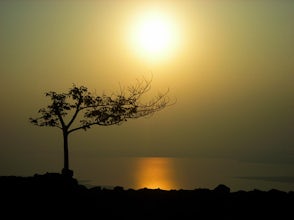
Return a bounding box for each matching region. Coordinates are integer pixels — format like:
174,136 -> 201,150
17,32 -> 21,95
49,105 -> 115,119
135,157 -> 177,190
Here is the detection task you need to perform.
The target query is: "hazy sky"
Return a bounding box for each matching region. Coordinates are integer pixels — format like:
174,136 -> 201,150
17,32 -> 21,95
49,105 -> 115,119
0,0 -> 293,183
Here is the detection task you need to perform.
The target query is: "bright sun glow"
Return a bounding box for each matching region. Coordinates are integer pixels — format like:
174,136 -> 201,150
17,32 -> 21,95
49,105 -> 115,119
137,16 -> 172,54
130,11 -> 179,61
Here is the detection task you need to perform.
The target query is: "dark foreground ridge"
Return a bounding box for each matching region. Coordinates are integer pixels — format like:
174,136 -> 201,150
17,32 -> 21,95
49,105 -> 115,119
0,173 -> 293,219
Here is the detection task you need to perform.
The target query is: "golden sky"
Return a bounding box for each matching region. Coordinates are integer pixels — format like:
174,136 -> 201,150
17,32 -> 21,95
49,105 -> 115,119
0,1 -> 293,188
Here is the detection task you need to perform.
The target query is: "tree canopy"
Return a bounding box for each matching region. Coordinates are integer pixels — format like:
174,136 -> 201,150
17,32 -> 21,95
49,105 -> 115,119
30,78 -> 172,134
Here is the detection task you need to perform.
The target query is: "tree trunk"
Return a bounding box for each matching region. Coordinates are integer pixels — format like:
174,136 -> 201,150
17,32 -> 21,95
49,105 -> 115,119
61,130 -> 73,177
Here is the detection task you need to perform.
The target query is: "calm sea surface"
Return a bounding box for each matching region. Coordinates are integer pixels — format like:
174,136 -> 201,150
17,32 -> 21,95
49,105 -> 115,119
73,157 -> 294,192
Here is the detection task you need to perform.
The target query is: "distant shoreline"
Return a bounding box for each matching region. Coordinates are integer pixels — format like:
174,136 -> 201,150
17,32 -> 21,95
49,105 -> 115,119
2,173 -> 294,193
79,176 -> 294,193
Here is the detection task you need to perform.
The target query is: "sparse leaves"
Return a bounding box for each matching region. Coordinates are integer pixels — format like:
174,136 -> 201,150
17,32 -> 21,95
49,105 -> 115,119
30,79 -> 172,133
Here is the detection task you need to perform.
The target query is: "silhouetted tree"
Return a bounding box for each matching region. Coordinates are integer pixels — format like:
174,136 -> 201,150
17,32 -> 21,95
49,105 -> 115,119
29,78 -> 172,177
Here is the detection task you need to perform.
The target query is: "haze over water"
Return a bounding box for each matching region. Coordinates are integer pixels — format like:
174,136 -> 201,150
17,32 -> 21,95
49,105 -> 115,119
74,157 -> 294,192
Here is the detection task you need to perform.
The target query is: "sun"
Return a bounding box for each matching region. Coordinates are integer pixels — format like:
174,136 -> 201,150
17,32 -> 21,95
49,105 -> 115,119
130,11 -> 179,61
137,15 -> 172,54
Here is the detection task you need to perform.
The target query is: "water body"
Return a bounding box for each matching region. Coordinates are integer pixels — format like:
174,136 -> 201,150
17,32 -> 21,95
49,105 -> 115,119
73,157 -> 294,192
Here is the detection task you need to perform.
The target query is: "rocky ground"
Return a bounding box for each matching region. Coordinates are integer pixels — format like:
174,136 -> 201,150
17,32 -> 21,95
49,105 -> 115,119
0,173 -> 293,219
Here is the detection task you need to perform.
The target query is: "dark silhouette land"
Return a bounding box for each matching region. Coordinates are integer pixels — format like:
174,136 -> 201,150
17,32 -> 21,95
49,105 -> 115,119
0,173 -> 293,219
